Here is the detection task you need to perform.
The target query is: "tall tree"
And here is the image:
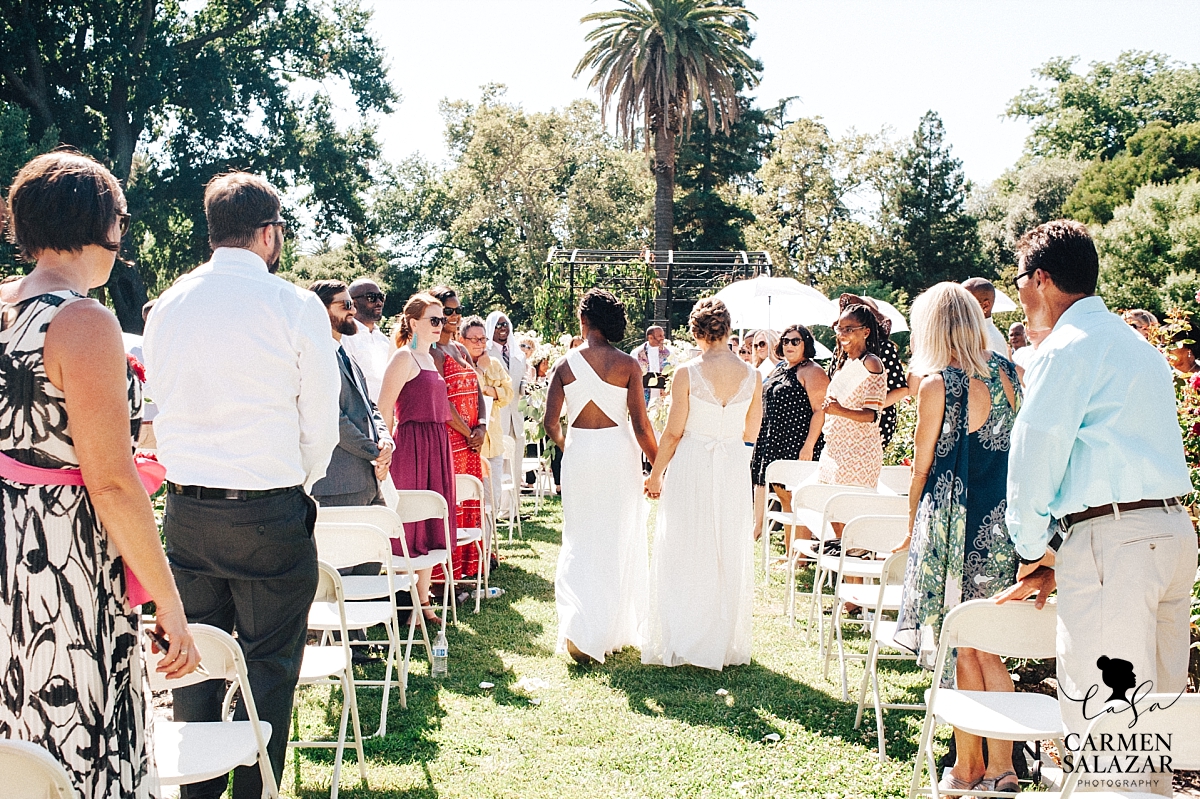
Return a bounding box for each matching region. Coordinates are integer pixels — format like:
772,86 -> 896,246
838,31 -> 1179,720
1007,51 -> 1200,161
876,111 -> 981,297
574,0 -> 758,251
0,0 -> 394,330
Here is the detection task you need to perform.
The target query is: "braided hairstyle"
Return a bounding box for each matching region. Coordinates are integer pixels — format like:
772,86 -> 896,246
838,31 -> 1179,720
829,304 -> 886,374
579,288 -> 627,342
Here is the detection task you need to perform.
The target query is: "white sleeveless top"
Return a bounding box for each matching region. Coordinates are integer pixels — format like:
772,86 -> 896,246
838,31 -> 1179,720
563,348 -> 630,428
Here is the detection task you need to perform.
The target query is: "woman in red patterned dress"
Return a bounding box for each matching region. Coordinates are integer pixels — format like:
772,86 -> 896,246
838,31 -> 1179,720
429,286 -> 483,580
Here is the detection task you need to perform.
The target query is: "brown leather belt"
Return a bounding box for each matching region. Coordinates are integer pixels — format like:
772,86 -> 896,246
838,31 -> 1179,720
1062,497 -> 1181,529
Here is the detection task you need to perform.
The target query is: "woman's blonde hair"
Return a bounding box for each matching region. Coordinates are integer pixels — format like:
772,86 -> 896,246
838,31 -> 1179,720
909,282 -> 991,379
394,292 -> 442,347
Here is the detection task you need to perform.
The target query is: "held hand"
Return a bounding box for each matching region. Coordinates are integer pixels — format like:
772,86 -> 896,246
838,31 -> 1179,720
153,606 -> 201,680
994,565 -> 1056,609
374,460 -> 390,481
644,474 -> 662,499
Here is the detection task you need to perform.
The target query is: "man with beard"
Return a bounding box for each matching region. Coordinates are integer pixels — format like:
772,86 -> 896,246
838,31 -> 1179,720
309,280 -> 393,507
341,277 -> 395,403
143,172 -> 339,799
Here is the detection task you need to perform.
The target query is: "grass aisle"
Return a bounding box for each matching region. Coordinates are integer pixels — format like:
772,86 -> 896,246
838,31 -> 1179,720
287,497 -> 936,798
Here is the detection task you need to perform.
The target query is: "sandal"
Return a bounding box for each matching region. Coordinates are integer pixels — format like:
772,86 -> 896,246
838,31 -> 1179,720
937,773 -> 981,796
978,770 -> 1019,795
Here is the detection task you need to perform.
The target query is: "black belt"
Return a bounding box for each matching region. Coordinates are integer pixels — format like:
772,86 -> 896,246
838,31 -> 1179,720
167,482 -> 299,501
1062,497 -> 1181,529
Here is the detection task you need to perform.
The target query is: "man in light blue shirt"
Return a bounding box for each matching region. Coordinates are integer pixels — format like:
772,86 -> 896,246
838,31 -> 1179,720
999,221 -> 1196,786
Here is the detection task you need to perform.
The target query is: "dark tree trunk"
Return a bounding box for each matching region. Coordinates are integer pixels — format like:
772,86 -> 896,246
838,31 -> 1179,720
652,114 -> 676,252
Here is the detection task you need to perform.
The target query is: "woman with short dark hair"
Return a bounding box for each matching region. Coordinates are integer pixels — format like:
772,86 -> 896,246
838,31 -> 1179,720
1,151 -> 199,798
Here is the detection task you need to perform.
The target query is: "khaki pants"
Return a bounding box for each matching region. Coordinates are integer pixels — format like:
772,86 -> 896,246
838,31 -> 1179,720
1056,503 -> 1196,795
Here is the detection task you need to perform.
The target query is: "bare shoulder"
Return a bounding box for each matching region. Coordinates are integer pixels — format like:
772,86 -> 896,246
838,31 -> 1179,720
917,373 -> 945,400
551,354 -> 575,385
864,353 -> 884,374
48,298 -> 121,343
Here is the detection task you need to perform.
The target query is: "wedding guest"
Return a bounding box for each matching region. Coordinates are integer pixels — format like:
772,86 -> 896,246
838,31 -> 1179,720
961,277 -> 1011,356
1012,322 -> 1048,373
1007,321 -> 1027,353
998,222 -> 1195,788
145,171 -> 339,799
750,324 -> 828,547
736,338 -> 754,364
1,150 -> 198,799
486,310 -> 526,493
460,315 -> 514,526
340,277 -> 395,403
643,298 -> 761,669
309,280 -> 392,507
834,294 -> 913,448
379,293 -> 455,623
519,336 -> 538,385
1123,308 -> 1158,339
429,286 -> 483,581
632,324 -> 672,405
543,289 -> 658,664
729,334 -> 740,352
895,282 -> 1022,796
1167,328 -> 1199,376
753,329 -> 781,378
819,305 -> 886,492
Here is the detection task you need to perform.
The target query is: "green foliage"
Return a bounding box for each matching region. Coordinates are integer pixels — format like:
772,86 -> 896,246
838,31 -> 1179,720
1095,178 -> 1200,315
1008,51 -> 1200,161
971,157 -> 1084,275
1063,121 -> 1200,224
875,111 -> 981,297
376,91 -> 653,329
0,0 -> 395,329
575,0 -> 760,250
746,117 -> 888,287
0,101 -> 58,272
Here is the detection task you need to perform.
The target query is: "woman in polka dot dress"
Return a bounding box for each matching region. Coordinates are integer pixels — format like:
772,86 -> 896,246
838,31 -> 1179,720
750,324 -> 829,545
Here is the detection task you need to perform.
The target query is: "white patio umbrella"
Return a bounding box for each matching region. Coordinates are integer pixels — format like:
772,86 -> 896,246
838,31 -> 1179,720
870,298 -> 909,333
713,276 -> 839,330
992,287 -> 1018,313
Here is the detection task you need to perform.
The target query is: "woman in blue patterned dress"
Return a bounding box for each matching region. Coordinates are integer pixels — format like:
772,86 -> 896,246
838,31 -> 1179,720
894,282 -> 1021,796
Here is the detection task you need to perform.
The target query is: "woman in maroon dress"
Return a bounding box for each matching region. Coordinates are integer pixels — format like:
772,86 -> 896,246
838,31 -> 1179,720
379,293 -> 456,622
429,286 -> 484,581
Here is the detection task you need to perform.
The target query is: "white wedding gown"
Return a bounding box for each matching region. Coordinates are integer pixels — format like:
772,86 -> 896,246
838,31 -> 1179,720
555,348 -> 650,662
643,359 -> 756,669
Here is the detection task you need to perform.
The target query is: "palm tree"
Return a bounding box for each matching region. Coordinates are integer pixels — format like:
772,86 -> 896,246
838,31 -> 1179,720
575,0 -> 758,252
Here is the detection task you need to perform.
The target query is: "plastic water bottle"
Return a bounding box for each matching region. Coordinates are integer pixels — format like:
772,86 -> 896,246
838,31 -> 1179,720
473,587 -> 505,599
431,628 -> 449,678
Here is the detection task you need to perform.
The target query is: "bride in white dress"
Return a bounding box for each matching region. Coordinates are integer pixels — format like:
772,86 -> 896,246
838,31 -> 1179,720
643,298 -> 762,669
543,289 -> 660,663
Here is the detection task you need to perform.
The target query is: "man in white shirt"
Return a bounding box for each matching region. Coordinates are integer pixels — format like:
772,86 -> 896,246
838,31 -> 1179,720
340,277 -> 395,403
486,311 -> 526,492
962,277 -> 1010,356
144,173 -> 339,799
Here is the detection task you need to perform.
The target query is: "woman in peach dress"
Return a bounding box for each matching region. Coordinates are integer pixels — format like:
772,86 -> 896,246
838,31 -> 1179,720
818,304 -> 888,489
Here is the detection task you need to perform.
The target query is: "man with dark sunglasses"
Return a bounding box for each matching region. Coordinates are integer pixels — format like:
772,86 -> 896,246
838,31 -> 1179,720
341,278 -> 395,403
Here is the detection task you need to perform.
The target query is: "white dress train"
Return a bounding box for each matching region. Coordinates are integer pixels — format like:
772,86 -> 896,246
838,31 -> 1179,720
643,360 -> 756,670
555,348 -> 650,662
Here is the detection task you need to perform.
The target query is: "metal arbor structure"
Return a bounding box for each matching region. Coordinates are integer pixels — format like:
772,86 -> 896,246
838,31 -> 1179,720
545,249 -> 772,334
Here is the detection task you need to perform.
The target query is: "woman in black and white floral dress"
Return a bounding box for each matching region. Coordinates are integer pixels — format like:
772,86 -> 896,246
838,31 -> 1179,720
0,153 -> 199,798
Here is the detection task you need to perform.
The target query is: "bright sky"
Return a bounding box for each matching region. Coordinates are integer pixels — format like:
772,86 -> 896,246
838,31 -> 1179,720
356,0 -> 1200,185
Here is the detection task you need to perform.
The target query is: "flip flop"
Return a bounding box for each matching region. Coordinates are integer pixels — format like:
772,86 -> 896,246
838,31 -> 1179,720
937,773 -> 982,796
978,770 -> 1019,795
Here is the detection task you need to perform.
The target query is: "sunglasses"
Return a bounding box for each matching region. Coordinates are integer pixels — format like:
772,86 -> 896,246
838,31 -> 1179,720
754,341 -> 767,349
333,299 -> 354,311
258,219 -> 288,237
424,316 -> 446,327
443,306 -> 463,316
353,291 -> 386,304
781,336 -> 805,347
117,212 -> 131,237
520,342 -> 533,350
463,335 -> 487,343
1012,269 -> 1035,291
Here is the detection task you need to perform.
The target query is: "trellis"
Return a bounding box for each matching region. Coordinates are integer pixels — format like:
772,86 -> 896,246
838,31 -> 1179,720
544,249 -> 772,334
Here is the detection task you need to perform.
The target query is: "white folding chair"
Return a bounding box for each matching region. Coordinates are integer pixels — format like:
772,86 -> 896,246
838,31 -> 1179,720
1045,693 -> 1200,799
784,483 -> 876,626
853,549 -> 925,760
877,464 -> 912,495
501,435 -> 523,539
760,459 -> 820,579
0,739 -> 78,799
312,521 -> 421,736
291,562 -> 367,799
909,599 -> 1063,799
824,515 -> 910,700
454,474 -> 488,613
146,624 -> 278,799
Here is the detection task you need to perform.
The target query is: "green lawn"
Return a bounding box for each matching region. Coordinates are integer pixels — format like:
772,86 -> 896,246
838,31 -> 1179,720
286,497 -> 938,798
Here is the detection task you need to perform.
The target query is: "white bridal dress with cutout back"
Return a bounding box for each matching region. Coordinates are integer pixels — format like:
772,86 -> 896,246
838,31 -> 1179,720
555,348 -> 650,662
643,359 -> 756,669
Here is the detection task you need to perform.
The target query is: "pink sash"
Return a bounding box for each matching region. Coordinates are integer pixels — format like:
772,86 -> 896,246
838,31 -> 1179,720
0,452 -> 168,607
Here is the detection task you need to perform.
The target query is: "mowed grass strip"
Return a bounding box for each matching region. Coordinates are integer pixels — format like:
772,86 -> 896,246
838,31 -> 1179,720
285,497 -> 940,798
